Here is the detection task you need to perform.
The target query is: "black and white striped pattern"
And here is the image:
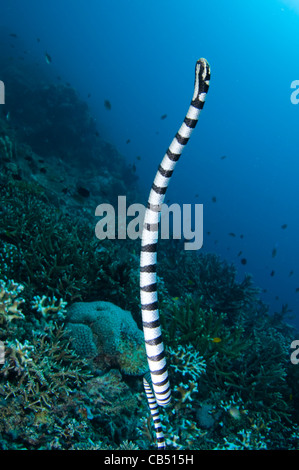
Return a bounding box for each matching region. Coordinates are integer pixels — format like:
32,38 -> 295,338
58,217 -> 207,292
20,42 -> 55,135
143,373 -> 166,449
140,58 -> 210,446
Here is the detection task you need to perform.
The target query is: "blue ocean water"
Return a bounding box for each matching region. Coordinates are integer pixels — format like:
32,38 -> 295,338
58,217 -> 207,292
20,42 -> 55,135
1,0 -> 298,329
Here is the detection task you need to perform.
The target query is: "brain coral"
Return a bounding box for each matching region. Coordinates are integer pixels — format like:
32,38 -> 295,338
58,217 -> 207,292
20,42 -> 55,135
65,301 -> 147,375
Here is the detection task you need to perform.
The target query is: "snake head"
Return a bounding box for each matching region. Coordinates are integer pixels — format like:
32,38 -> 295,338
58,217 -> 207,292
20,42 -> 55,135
192,58 -> 211,108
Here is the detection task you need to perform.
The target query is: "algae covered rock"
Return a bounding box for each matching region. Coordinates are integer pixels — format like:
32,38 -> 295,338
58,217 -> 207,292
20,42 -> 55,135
66,300 -> 147,375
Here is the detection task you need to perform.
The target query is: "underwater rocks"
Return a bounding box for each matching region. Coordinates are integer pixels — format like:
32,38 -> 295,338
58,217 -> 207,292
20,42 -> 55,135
65,300 -> 147,375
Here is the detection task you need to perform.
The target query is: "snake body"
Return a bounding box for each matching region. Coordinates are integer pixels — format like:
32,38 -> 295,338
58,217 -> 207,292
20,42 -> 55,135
140,58 -> 210,448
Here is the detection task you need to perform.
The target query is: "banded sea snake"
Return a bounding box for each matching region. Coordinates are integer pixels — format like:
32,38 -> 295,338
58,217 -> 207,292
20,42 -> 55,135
140,58 -> 211,449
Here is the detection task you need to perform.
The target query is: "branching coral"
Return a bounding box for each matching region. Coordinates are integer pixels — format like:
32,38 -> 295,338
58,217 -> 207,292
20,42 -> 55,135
0,179 -> 140,311
168,344 -> 206,381
155,248 -> 296,450
136,342 -> 208,450
159,245 -> 260,321
162,295 -> 247,362
1,324 -> 91,410
0,279 -> 25,323
32,295 -> 67,321
0,322 -> 108,449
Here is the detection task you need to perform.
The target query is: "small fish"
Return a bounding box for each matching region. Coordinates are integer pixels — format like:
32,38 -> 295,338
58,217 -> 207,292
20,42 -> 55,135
104,99 -> 111,110
241,258 -> 247,265
281,224 -> 288,229
240,234 -> 244,239
172,297 -> 179,302
77,186 -> 90,198
136,155 -> 141,161
9,33 -> 17,38
95,131 -> 99,137
289,270 -> 294,277
272,247 -> 277,258
195,193 -> 199,198
161,114 -> 167,120
5,112 -> 10,121
270,270 -> 275,277
132,163 -> 136,173
87,93 -> 91,98
212,196 -> 217,203
228,407 -> 241,420
229,232 -> 236,237
45,52 -> 52,64
295,287 -> 299,293
37,37 -> 40,42
210,337 -> 222,343
126,139 -> 131,144
237,251 -> 242,257
220,155 -> 226,160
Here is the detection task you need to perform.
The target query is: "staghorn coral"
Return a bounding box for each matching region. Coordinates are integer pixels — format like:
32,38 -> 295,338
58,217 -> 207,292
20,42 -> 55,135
0,287 -> 143,449
65,300 -> 148,375
0,279 -> 25,323
32,295 -> 67,321
168,344 -> 206,381
0,322 -> 98,449
0,179 -> 140,311
0,241 -> 21,282
1,324 -> 91,409
136,342 -> 208,450
159,243 -> 260,322
162,293 -> 292,429
153,249 -> 297,450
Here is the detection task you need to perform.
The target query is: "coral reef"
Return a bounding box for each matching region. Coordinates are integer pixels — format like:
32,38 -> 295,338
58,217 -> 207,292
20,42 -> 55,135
0,280 -> 25,323
65,301 -> 148,375
1,325 -> 90,410
1,47 -> 298,451
159,242 -> 260,321
0,281 -> 142,449
0,135 -> 15,161
151,246 -> 298,450
0,179 -> 140,314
